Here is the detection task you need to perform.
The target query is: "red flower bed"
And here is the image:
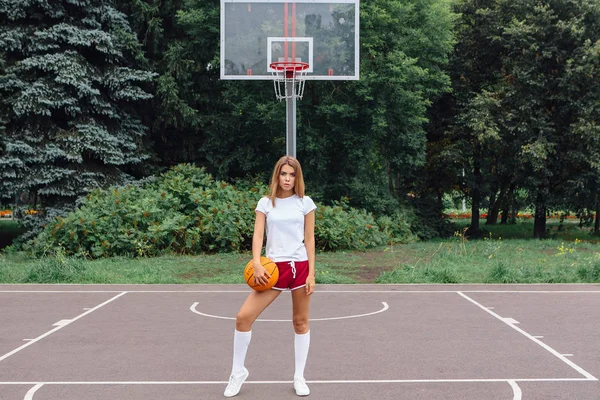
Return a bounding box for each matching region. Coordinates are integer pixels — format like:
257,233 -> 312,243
445,212 -> 595,220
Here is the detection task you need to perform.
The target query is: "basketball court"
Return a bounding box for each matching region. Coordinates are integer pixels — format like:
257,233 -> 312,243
1,284 -> 599,399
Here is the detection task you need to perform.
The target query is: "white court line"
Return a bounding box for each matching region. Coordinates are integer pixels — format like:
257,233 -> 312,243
457,292 -> 598,381
0,378 -> 596,385
508,380 -> 522,400
1,289 -> 600,293
0,292 -> 127,363
190,301 -> 389,321
24,383 -> 43,400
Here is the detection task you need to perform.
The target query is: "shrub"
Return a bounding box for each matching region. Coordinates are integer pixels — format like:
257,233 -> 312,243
376,210 -> 416,244
31,165 -> 264,257
31,165 -> 416,257
314,199 -> 387,251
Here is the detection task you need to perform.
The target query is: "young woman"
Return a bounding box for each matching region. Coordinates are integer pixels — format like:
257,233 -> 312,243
224,155 -> 316,397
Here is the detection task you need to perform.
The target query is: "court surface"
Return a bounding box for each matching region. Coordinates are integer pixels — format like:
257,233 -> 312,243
0,284 -> 599,399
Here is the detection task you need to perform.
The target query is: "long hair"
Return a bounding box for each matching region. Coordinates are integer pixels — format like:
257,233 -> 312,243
268,156 -> 306,206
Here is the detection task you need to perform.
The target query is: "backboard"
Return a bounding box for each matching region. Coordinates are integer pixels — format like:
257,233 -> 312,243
220,0 -> 359,80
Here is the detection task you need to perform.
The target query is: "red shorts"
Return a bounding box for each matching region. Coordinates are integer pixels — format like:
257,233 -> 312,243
273,260 -> 309,291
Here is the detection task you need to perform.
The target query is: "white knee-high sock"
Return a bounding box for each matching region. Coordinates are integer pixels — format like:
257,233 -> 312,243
231,330 -> 252,376
294,330 -> 310,379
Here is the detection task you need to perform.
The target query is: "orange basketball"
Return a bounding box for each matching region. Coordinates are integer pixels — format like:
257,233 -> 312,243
244,257 -> 279,291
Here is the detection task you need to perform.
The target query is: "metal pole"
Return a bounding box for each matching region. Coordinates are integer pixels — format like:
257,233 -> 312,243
286,80 -> 296,157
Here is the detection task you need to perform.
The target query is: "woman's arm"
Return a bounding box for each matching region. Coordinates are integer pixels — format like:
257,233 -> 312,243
252,211 -> 269,285
304,210 -> 316,295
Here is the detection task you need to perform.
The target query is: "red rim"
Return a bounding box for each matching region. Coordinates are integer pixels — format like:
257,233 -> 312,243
269,61 -> 309,72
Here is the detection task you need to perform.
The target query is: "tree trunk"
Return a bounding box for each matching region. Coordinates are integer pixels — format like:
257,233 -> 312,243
486,184 -> 498,225
594,192 -> 599,234
500,205 -> 509,224
387,163 -> 394,195
468,193 -> 480,235
486,183 -> 508,225
501,184 -> 515,224
533,197 -> 547,239
467,161 -> 482,236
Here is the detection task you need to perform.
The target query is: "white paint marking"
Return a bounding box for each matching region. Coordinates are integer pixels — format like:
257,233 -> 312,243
562,354 -> 574,357
24,383 -> 43,400
457,292 -> 598,381
22,339 -> 33,342
0,377 -> 596,385
0,292 -> 127,363
190,302 -> 389,322
487,307 -> 495,310
52,319 -> 71,327
83,308 -> 91,310
1,289 -> 600,293
502,318 -> 520,325
534,336 -> 544,339
508,380 -> 522,400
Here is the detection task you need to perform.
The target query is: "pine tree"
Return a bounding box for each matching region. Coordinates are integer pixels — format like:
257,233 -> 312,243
0,0 -> 155,215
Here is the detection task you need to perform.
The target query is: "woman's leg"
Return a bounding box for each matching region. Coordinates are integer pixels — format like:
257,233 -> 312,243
291,288 -> 311,396
225,289 -> 281,398
236,289 -> 281,332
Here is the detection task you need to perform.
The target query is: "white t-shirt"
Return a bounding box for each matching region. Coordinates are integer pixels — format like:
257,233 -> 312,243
255,194 -> 317,262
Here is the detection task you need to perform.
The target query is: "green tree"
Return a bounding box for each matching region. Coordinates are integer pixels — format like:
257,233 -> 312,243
300,0 -> 456,220
118,0 -> 456,224
448,0 -> 600,238
0,0 -> 155,218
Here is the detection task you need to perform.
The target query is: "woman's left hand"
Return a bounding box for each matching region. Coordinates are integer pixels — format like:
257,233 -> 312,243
305,275 -> 315,295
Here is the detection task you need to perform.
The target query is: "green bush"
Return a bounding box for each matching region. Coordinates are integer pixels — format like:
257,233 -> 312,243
31,165 -> 262,257
314,199 -> 387,251
31,164 -> 416,257
376,210 -> 416,244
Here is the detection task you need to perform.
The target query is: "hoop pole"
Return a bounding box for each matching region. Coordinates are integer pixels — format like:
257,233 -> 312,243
286,81 -> 296,157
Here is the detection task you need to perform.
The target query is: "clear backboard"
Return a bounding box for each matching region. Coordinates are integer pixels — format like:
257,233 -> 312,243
220,0 -> 359,80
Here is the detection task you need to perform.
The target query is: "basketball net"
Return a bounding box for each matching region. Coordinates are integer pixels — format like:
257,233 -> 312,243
270,61 -> 308,101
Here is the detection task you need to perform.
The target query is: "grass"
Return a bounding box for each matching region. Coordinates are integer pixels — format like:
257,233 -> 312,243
1,219 -> 599,284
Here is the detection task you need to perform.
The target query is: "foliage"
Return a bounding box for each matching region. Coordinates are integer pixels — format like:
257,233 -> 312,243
24,245 -> 86,283
115,0 -> 456,225
314,199 -> 387,251
30,164 -> 409,257
0,0 -> 155,220
445,0 -> 600,238
30,164 -> 258,256
3,219 -> 600,283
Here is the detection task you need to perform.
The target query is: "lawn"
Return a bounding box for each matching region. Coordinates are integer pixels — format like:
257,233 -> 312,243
1,219 -> 599,284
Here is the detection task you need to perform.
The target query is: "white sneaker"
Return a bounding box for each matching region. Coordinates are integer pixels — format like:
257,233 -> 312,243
294,377 -> 310,396
224,368 -> 249,398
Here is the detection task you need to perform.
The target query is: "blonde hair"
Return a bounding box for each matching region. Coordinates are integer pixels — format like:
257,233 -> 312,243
268,156 -> 306,206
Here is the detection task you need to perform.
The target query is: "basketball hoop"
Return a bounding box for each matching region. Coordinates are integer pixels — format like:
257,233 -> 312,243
270,61 -> 309,101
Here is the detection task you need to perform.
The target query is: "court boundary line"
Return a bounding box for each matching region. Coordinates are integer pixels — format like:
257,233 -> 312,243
2,288 -> 598,399
1,377 -> 596,384
457,291 -> 598,381
1,290 -> 599,293
0,292 -> 127,363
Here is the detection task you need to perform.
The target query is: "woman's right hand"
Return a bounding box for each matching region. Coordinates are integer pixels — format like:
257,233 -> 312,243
253,260 -> 271,286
